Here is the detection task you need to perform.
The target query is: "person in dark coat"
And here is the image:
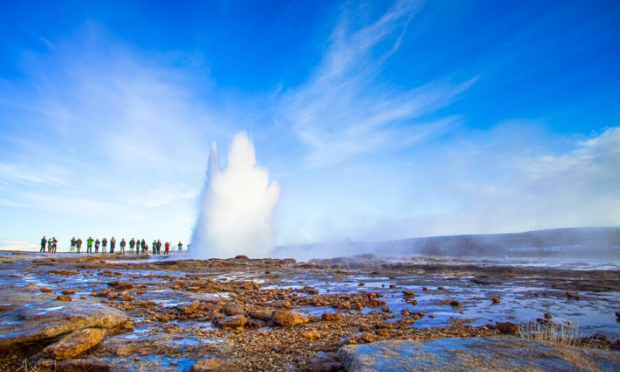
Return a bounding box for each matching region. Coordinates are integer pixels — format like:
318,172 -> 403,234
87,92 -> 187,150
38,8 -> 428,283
76,238 -> 82,253
70,237 -> 77,253
178,241 -> 183,251
156,240 -> 162,254
102,237 -> 108,253
120,239 -> 126,253
152,240 -> 157,255
110,237 -> 116,253
51,237 -> 58,253
95,239 -> 100,253
40,236 -> 47,253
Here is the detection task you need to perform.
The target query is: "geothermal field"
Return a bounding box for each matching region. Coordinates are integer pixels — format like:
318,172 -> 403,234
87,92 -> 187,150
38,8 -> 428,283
1,248 -> 620,371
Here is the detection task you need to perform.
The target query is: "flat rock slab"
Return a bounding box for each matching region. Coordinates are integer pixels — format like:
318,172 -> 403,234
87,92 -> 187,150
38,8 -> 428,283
0,300 -> 133,349
337,337 -> 620,372
44,328 -> 107,360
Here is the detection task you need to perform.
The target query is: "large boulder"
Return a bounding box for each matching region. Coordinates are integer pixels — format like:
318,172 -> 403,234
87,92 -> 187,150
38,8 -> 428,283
337,337 -> 620,372
272,310 -> 309,327
43,328 -> 107,360
0,300 -> 133,349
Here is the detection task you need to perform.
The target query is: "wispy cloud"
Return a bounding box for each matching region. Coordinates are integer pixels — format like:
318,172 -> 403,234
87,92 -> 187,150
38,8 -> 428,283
279,0 -> 475,168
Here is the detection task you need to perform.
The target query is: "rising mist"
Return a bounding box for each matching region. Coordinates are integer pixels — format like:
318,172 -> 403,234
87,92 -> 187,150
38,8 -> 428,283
191,132 -> 281,258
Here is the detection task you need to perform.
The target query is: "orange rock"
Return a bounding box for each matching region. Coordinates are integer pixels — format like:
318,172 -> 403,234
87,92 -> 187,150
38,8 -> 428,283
272,310 -> 309,327
43,328 -> 106,360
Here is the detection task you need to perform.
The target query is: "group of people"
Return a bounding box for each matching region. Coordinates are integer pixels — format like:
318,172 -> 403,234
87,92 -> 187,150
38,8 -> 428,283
40,236 -> 184,254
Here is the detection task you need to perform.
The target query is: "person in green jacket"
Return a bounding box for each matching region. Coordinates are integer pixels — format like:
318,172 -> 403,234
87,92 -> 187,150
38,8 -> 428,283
152,240 -> 157,255
87,237 -> 94,253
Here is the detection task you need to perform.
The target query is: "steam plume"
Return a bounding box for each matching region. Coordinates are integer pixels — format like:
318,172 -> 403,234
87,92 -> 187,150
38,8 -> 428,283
191,132 -> 280,258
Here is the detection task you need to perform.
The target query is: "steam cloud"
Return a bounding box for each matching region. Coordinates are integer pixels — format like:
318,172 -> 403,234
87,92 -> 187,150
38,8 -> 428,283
191,132 -> 281,258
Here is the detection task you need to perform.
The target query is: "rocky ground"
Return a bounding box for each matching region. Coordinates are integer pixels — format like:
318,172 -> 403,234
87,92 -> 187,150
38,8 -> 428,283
0,252 -> 619,371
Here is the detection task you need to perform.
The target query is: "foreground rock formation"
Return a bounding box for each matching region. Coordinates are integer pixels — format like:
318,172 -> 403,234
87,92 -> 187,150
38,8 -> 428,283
0,252 -> 618,371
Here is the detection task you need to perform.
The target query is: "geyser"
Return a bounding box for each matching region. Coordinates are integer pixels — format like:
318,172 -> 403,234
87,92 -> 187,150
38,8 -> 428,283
191,132 -> 281,258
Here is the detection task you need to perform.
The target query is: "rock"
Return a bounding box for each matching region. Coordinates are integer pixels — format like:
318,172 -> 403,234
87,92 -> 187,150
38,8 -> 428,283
450,300 -> 461,307
249,310 -> 272,322
493,321 -> 519,335
223,302 -> 245,316
358,282 -> 365,287
423,287 -> 428,291
234,255 -> 248,260
179,300 -> 200,313
122,295 -> 134,301
218,315 -> 247,328
271,300 -> 291,308
566,291 -> 580,300
438,286 -> 445,290
40,288 -> 53,293
389,284 -> 397,288
43,328 -> 107,360
376,329 -> 389,337
307,351 -> 341,372
115,283 -> 134,291
303,331 -> 321,340
187,286 -> 200,291
337,338 -> 620,372
62,289 -> 76,295
0,301 -> 133,349
322,313 -> 341,321
246,318 -> 266,328
492,297 -> 500,304
191,358 -> 242,372
359,332 -> 378,343
57,295 -> 72,302
544,312 -> 552,319
272,310 -> 309,327
402,290 -> 414,296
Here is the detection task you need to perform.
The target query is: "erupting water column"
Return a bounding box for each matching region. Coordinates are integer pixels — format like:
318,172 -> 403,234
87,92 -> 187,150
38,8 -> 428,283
190,132 -> 281,258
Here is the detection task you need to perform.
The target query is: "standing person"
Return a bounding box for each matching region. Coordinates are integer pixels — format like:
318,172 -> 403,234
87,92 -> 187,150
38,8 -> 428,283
95,239 -> 100,253
40,236 -> 47,253
141,239 -> 146,254
152,240 -> 157,255
87,237 -> 94,253
70,237 -> 77,253
120,238 -> 126,254
51,237 -> 58,253
102,237 -> 108,253
76,238 -> 82,253
164,241 -> 170,255
129,238 -> 135,254
178,241 -> 183,251
156,240 -> 162,255
110,237 -> 116,254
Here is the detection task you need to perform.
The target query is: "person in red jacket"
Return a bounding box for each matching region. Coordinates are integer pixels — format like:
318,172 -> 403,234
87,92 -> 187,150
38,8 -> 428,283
164,241 -> 170,255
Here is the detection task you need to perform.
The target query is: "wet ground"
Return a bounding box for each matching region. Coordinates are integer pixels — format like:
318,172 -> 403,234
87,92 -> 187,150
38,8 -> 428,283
0,251 -> 619,371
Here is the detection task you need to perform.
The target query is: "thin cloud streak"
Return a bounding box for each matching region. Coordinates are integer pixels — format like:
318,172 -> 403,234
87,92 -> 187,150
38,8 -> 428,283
279,0 -> 475,168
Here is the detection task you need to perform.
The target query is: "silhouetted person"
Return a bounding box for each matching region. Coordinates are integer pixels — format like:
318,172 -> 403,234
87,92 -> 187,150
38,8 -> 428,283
76,238 -> 82,253
129,238 -> 136,254
110,237 -> 116,254
40,236 -> 47,253
156,240 -> 162,254
51,237 -> 58,253
141,239 -> 146,254
120,239 -> 126,253
152,240 -> 157,255
102,237 -> 108,253
70,237 -> 77,253
178,241 -> 183,251
95,239 -> 100,253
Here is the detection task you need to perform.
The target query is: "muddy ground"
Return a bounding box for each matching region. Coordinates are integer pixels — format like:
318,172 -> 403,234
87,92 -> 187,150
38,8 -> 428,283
1,251 -> 619,371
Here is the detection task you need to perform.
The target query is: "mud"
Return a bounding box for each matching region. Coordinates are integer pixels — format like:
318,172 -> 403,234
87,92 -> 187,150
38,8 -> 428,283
0,251 -> 619,371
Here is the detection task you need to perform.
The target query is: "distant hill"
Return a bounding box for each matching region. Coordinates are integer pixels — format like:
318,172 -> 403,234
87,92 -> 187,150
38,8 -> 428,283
274,227 -> 620,259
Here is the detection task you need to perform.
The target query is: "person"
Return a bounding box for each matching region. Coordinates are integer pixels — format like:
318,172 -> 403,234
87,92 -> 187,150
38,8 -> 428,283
120,238 -> 126,253
129,238 -> 135,254
152,240 -> 157,255
110,237 -> 116,254
86,237 -> 93,253
156,240 -> 162,254
40,236 -> 47,253
164,241 -> 170,255
102,237 -> 108,253
70,237 -> 77,253
141,239 -> 146,254
95,239 -> 100,253
51,237 -> 58,253
144,242 -> 149,254
178,241 -> 183,251
76,238 -> 82,253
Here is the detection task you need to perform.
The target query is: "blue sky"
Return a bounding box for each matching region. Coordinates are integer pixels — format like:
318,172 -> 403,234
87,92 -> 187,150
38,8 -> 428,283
1,0 -> 619,249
